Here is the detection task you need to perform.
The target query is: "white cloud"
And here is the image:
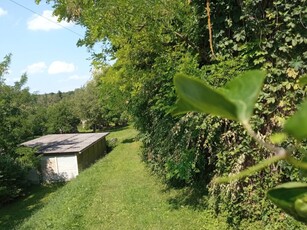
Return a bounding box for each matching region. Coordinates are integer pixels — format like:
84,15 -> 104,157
24,62 -> 47,74
48,61 -> 75,74
27,10 -> 73,31
0,8 -> 8,17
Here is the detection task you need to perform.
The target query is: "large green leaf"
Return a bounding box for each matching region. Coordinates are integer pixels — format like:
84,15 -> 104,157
267,182 -> 307,223
298,75 -> 307,87
171,97 -> 203,115
223,70 -> 266,122
173,70 -> 266,122
173,73 -> 237,120
284,99 -> 307,140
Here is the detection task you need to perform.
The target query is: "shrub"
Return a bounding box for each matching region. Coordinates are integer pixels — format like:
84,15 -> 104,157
0,154 -> 27,205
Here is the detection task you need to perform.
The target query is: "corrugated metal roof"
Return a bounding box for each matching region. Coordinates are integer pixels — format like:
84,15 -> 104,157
21,133 -> 108,154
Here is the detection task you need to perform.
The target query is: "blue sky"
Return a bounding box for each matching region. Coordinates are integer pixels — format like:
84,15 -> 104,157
0,0 -> 94,94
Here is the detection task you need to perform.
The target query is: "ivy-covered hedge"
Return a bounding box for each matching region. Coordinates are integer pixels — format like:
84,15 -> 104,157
44,0 -> 307,227
130,0 -> 307,227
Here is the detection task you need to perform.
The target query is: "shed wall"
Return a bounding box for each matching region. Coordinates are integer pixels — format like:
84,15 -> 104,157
77,137 -> 107,171
41,154 -> 78,182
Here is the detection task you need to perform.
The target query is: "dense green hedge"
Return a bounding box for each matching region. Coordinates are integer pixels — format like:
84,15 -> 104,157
130,1 -> 307,226
43,0 -> 307,227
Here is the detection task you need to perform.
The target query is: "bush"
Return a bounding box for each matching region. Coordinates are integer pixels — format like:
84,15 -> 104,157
0,154 -> 27,205
0,147 -> 39,205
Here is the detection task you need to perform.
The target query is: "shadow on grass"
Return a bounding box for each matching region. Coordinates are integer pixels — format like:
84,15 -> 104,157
0,183 -> 64,229
79,124 -> 130,134
122,138 -> 136,144
104,125 -> 129,133
164,182 -> 209,210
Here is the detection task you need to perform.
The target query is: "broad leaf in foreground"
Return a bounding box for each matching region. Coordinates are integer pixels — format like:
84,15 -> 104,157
267,182 -> 307,223
171,97 -> 204,115
173,70 -> 266,123
173,73 -> 237,120
298,75 -> 307,87
223,70 -> 266,122
284,99 -> 307,140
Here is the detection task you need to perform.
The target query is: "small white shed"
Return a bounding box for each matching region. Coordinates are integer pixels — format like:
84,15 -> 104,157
22,133 -> 108,182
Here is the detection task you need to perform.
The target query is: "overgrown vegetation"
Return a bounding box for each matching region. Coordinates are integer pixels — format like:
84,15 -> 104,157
173,70 -> 307,224
1,0 -> 306,227
33,0 -> 307,227
0,55 -> 43,204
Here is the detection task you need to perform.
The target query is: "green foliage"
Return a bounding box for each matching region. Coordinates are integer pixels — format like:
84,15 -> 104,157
0,154 -> 26,205
269,133 -> 288,145
173,74 -> 237,120
15,147 -> 40,170
63,71 -> 130,132
284,99 -> 307,140
0,54 -> 11,83
299,75 -> 307,87
223,70 -> 266,122
268,182 -> 307,223
173,69 -> 307,224
0,76 -> 33,153
70,81 -> 106,131
173,70 -> 266,122
97,67 -> 130,127
46,100 -> 80,134
0,147 -> 39,205
38,0 -> 307,227
0,55 -> 44,203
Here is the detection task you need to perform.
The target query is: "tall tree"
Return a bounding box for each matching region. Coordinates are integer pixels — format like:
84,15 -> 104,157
46,100 -> 80,134
0,55 -> 40,204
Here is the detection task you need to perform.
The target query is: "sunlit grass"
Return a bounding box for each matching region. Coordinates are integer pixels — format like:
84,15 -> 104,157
14,126 -> 228,229
0,184 -> 64,229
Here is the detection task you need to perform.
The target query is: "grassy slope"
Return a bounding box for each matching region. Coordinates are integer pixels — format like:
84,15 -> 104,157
18,126 -> 228,229
0,184 -> 64,229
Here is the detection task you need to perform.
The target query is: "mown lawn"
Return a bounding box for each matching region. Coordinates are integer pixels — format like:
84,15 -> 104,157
0,184 -> 64,229
3,126 -> 230,229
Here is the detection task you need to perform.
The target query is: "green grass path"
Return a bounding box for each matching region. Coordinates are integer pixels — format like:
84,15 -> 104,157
18,127 -> 227,229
